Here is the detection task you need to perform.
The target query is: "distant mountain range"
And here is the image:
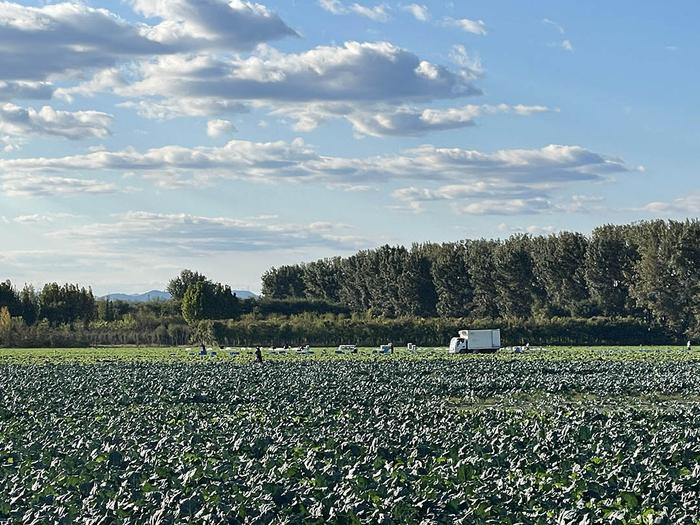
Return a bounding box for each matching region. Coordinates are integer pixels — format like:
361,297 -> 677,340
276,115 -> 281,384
100,290 -> 258,302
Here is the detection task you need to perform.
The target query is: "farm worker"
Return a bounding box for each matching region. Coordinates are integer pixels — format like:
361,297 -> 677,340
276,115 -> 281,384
688,341 -> 693,351
389,342 -> 394,354
199,343 -> 207,356
255,346 -> 263,363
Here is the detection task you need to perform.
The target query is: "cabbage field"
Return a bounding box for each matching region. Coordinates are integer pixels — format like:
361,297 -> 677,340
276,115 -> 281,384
2,346 -> 700,523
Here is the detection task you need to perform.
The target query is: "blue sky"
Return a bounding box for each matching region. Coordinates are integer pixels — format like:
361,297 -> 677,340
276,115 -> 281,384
0,0 -> 697,294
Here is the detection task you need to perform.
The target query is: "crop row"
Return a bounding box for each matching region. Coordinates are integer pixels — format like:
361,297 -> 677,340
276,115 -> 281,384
2,358 -> 700,523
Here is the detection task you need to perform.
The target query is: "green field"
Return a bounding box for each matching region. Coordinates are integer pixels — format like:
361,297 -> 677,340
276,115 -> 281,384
2,346 -> 700,523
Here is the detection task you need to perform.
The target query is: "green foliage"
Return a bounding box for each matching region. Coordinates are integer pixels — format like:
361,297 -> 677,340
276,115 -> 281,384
37,283 -> 96,326
239,297 -> 350,317
432,242 -> 472,317
532,232 -> 590,316
19,285 -> 39,326
465,239 -> 500,319
3,219 -> 700,347
0,306 -> 11,344
209,315 -> 671,347
0,280 -> 22,317
3,348 -> 700,522
258,219 -> 700,338
630,220 -> 700,337
302,258 -> 342,302
181,280 -> 240,324
182,281 -> 207,324
585,224 -> 637,316
167,269 -> 208,301
262,265 -> 306,299
493,235 -> 539,319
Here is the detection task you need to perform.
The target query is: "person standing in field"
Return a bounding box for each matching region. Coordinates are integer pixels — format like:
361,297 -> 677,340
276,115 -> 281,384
688,341 -> 693,351
255,346 -> 263,363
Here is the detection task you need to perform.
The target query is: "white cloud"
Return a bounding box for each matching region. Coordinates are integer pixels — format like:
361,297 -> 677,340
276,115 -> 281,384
118,42 -> 480,115
445,17 -> 487,36
132,0 -> 298,50
561,194 -> 604,213
643,193 -> 700,214
0,0 -> 296,87
0,2 -> 168,82
50,211 -> 366,254
393,182 -> 548,203
457,198 -> 553,215
391,182 -> 554,214
542,18 -> 565,35
56,69 -> 128,102
319,0 -> 345,14
207,119 -> 236,137
498,223 -> 559,235
349,3 -> 389,21
106,41 -> 482,129
542,18 -> 573,52
12,213 -> 78,224
346,103 -> 552,137
0,103 -> 112,139
402,4 -> 429,21
391,183 -> 617,216
1,134 -> 20,152
449,45 -> 483,77
119,99 -> 248,120
0,140 -> 631,191
1,174 -> 119,197
319,1 -> 389,21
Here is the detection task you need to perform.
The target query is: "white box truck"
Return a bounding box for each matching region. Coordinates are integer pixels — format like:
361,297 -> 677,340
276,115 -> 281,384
449,329 -> 501,354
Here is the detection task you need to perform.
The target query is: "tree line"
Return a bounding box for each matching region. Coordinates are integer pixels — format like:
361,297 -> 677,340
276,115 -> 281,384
261,220 -> 700,338
1,219 -> 698,347
0,281 -> 96,327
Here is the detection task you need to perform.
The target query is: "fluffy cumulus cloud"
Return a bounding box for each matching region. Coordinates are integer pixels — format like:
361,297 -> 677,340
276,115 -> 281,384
207,119 -> 236,137
0,1 -> 494,135
0,0 -> 297,85
0,140 -> 631,192
132,0 -> 298,49
120,42 -> 480,110
0,104 -> 112,139
50,211 -> 365,254
0,2 -> 168,82
1,174 -> 119,197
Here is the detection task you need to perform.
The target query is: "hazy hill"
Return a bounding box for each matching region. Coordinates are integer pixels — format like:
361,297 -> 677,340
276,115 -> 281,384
101,290 -> 257,302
